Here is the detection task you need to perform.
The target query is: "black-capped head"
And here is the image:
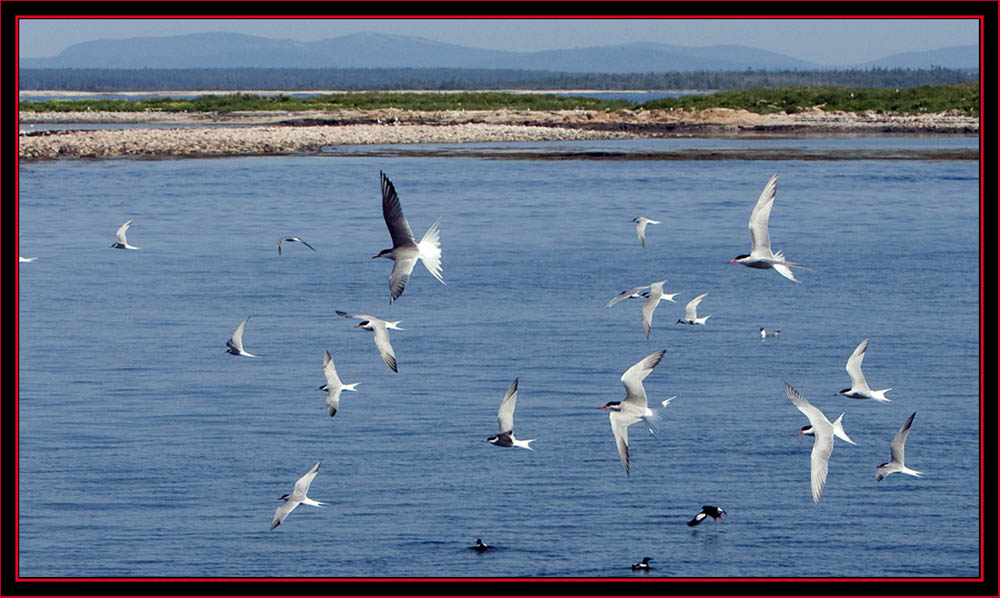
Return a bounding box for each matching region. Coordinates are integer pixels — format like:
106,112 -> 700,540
372,248 -> 393,259
730,254 -> 750,263
598,401 -> 622,410
484,436 -> 497,444
799,425 -> 814,436
317,384 -> 328,392
836,388 -> 851,396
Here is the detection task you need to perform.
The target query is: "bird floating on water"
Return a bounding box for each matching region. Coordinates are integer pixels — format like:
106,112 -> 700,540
631,557 -> 653,571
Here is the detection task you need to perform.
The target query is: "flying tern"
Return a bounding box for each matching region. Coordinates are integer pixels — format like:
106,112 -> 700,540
598,350 -> 669,477
875,412 -> 922,481
633,216 -> 660,247
225,316 -> 258,358
110,218 -> 140,250
373,171 -> 444,303
484,378 -> 535,450
786,382 -> 856,503
336,311 -> 403,372
277,236 -> 317,255
836,338 -> 892,402
641,280 -> 679,338
317,349 -> 360,417
729,173 -> 805,282
270,461 -> 326,530
676,293 -> 710,325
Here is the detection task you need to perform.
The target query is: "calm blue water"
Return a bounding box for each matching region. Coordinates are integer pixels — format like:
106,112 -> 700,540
17,137 -> 981,579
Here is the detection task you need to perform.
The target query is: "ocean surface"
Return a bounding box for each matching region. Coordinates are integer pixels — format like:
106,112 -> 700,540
17,136 -> 981,579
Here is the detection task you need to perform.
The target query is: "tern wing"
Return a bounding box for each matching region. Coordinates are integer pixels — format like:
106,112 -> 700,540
271,499 -> 298,530
230,316 -> 250,351
372,323 -> 397,372
496,378 -> 519,434
846,339 -> 872,391
785,382 -> 828,429
380,171 -> 415,247
610,410 -> 636,476
748,174 -> 778,257
810,430 -> 834,503
322,349 -> 343,388
291,461 -> 321,501
621,350 -> 665,407
890,412 -> 916,465
389,256 -> 418,303
116,219 -> 133,244
606,286 -> 648,309
641,296 -> 659,339
336,311 -> 375,321
636,220 -> 648,246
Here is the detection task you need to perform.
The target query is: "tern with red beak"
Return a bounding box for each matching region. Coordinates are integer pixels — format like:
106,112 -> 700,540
786,382 -> 856,503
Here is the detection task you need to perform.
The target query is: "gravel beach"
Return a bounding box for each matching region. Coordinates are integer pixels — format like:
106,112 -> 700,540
18,107 -> 979,160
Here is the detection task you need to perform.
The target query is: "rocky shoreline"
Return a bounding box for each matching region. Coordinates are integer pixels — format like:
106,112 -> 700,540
19,107 -> 979,160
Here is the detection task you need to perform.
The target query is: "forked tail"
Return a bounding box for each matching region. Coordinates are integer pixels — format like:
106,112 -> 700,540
643,410 -> 663,437
418,218 -> 445,284
831,412 -> 857,445
871,388 -> 892,402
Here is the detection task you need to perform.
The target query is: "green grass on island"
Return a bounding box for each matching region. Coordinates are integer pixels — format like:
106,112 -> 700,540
19,84 -> 980,116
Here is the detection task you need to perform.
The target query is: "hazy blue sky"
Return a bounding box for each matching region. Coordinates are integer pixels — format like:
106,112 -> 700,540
18,17 -> 979,65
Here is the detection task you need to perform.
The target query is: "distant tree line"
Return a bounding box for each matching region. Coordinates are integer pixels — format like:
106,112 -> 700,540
18,66 -> 977,92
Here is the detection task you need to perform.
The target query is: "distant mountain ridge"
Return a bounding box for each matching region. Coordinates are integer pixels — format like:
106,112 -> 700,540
20,31 -> 979,72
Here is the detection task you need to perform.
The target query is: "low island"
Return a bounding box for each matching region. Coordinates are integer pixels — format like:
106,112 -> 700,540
18,86 -> 980,160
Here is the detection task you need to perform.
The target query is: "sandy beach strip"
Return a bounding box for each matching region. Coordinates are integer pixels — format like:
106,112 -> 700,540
18,108 -> 979,160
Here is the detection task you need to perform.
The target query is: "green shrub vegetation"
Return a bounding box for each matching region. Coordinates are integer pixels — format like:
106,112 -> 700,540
19,84 -> 979,116
641,83 -> 980,115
